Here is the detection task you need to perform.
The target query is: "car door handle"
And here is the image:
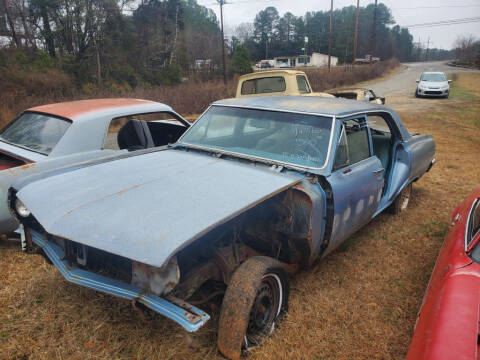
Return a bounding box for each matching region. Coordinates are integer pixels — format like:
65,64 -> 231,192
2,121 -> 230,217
373,168 -> 384,174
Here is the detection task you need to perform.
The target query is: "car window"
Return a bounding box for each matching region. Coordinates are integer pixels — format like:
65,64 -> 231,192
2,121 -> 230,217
368,115 -> 391,134
472,201 -> 480,240
333,118 -> 370,169
104,112 -> 183,150
469,199 -> 480,246
421,73 -> 447,82
0,112 -> 71,155
296,76 -> 311,93
467,199 -> 480,262
181,106 -> 333,168
241,77 -> 286,95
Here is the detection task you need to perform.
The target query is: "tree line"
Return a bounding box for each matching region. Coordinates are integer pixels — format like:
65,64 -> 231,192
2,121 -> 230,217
0,1 -> 455,89
0,0 -> 222,87
232,4 -> 453,65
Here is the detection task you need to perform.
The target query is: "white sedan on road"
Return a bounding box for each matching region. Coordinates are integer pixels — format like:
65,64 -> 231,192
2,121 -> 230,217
415,72 -> 451,98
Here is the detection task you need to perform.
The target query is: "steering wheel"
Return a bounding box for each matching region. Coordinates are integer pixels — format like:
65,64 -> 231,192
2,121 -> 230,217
282,138 -> 323,160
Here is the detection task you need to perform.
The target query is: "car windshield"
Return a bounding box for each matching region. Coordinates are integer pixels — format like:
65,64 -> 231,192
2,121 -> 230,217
421,73 -> 447,82
0,112 -> 71,155
180,106 -> 333,168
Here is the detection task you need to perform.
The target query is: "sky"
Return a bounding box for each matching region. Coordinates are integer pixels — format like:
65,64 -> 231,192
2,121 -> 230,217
197,0 -> 480,50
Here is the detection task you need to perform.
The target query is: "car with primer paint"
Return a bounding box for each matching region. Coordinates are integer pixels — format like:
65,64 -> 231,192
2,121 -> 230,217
415,72 -> 451,98
406,188 -> 480,360
0,98 -> 189,236
6,96 -> 435,359
328,87 -> 386,105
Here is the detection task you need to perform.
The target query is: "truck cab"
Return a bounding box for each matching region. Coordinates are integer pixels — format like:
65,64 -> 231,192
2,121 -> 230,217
236,70 -> 334,98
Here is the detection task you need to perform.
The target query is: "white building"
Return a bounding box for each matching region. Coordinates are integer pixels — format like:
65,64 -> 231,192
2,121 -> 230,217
274,52 -> 338,68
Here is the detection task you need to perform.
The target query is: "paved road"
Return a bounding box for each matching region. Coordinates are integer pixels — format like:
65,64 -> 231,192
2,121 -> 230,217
361,61 -> 479,111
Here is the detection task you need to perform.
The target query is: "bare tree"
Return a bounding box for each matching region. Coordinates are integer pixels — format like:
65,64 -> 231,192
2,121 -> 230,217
453,35 -> 479,66
233,22 -> 253,44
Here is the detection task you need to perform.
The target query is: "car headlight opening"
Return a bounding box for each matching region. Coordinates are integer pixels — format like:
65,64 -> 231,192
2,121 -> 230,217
15,199 -> 31,218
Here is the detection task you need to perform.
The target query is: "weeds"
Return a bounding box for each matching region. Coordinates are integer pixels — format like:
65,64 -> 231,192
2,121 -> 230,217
0,59 -> 399,128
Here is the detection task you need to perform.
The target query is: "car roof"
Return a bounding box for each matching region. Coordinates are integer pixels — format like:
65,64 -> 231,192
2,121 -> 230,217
421,71 -> 446,75
239,69 -> 306,79
213,96 -> 387,117
27,98 -> 174,121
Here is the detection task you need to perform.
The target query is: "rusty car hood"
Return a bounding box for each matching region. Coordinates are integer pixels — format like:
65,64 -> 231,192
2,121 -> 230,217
16,149 -> 300,267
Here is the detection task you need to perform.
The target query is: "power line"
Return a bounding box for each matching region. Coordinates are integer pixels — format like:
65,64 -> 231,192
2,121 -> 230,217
406,17 -> 480,28
200,0 -> 281,6
396,5 -> 480,10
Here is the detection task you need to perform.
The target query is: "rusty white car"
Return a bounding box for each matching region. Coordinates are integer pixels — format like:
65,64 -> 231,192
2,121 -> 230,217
0,98 -> 189,236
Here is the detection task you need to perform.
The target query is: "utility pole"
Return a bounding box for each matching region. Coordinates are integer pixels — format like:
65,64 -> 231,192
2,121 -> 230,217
369,0 -> 377,64
353,0 -> 359,63
328,0 -> 333,71
425,37 -> 430,61
218,0 -> 227,84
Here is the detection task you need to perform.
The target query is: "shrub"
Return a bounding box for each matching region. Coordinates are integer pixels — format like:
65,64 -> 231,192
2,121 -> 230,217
232,46 -> 252,75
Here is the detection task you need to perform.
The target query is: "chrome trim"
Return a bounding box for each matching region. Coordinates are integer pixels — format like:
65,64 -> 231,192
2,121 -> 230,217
30,229 -> 210,332
178,105 -> 336,171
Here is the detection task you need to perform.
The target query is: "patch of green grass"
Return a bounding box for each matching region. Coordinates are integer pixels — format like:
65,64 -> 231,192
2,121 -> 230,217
418,220 -> 448,239
449,76 -> 479,101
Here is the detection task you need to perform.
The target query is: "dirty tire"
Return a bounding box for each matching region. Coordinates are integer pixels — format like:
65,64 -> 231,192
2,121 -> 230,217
217,256 -> 289,360
389,183 -> 412,215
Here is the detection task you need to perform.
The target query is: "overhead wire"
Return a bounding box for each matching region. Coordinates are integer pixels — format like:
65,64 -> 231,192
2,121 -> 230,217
406,17 -> 480,28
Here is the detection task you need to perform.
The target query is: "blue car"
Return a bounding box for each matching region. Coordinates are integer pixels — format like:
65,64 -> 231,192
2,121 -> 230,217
6,96 -> 435,359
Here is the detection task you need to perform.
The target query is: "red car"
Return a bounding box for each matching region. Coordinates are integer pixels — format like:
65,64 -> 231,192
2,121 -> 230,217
406,188 -> 480,360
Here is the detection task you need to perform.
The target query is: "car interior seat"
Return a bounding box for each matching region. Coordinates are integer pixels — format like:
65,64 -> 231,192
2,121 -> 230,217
117,119 -> 155,151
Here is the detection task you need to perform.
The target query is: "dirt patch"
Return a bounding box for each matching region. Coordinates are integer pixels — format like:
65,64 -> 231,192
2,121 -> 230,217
1,73 -> 479,360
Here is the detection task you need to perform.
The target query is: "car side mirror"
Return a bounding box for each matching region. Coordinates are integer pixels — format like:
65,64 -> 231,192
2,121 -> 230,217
380,97 -> 385,105
448,80 -> 452,83
416,80 -> 420,83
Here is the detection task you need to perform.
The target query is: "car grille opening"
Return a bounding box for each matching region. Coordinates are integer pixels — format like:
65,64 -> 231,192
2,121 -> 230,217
62,238 -> 132,283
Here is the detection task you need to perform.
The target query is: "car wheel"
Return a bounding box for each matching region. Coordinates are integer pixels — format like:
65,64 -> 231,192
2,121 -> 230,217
389,183 -> 412,215
217,256 -> 289,360
415,91 -> 420,98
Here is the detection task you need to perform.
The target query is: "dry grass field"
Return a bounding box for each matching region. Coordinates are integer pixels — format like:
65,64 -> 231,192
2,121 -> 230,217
0,72 -> 479,360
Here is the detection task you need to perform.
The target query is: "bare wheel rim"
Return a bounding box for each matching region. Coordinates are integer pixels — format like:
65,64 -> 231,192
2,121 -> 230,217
244,273 -> 283,349
400,185 -> 411,212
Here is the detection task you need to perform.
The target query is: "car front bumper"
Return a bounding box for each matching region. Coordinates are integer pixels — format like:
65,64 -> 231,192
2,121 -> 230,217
30,228 -> 210,332
417,88 -> 449,97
